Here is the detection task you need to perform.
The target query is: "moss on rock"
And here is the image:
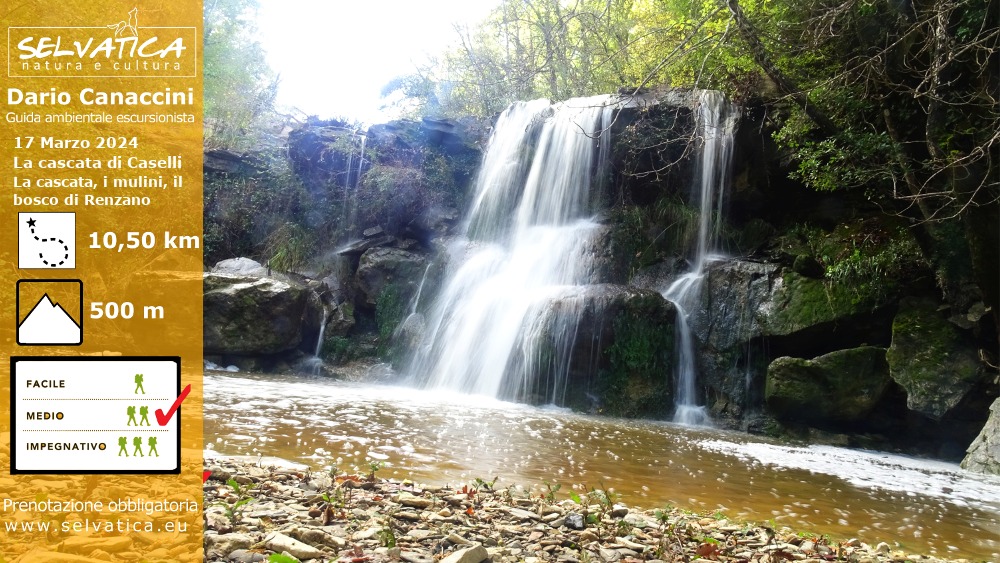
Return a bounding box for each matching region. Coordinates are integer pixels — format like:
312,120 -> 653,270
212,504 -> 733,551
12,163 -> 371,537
760,271 -> 872,337
764,346 -> 891,424
598,293 -> 675,418
886,297 -> 983,420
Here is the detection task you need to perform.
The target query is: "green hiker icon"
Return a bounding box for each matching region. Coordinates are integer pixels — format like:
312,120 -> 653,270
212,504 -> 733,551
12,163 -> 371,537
118,436 -> 128,457
126,405 -> 137,426
148,436 -> 159,457
138,405 -> 150,426
134,373 -> 145,394
132,436 -> 144,457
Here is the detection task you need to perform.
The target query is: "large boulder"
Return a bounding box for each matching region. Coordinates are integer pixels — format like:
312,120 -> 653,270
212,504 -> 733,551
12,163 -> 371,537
212,257 -> 268,277
204,274 -> 323,355
757,270 -> 879,338
886,297 -> 983,420
765,347 -> 891,425
962,397 -> 1000,475
532,284 -> 677,417
688,260 -> 776,351
355,248 -> 429,306
678,260 -> 897,422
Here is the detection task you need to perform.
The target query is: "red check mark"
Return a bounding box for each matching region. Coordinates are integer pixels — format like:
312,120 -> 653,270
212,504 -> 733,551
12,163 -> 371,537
155,383 -> 192,426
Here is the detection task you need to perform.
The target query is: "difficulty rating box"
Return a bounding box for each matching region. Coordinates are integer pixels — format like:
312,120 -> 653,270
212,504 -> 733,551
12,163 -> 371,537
10,356 -> 181,474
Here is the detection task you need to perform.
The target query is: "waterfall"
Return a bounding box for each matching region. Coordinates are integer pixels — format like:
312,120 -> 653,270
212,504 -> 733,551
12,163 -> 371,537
409,264 -> 432,316
296,304 -> 330,376
342,131 -> 367,236
314,304 -> 329,357
662,90 -> 737,425
342,130 -> 356,228
410,96 -> 619,402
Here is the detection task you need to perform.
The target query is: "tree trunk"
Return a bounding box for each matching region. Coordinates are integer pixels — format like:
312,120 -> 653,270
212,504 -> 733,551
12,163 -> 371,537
723,0 -> 839,137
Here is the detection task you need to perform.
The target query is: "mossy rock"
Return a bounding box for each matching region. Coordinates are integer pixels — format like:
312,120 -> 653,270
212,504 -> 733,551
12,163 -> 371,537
203,274 -> 321,355
886,297 -> 982,420
597,290 -> 676,418
355,248 -> 428,306
764,346 -> 891,424
759,271 -> 874,337
792,254 -> 824,278
546,285 -> 675,417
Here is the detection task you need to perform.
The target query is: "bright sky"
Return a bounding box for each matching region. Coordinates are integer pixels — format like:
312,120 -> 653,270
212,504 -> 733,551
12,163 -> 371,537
255,0 -> 498,124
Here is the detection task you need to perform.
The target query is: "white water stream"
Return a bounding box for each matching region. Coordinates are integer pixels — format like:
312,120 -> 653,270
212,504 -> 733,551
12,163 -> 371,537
662,90 -> 737,425
410,96 -> 618,401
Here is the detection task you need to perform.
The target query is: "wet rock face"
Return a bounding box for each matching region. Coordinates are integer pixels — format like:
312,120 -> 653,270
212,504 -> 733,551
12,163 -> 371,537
686,260 -> 892,422
203,273 -> 323,355
887,297 -> 984,420
765,347 -> 891,425
962,397 -> 1000,475
537,284 -> 677,417
287,117 -> 485,240
355,248 -> 429,307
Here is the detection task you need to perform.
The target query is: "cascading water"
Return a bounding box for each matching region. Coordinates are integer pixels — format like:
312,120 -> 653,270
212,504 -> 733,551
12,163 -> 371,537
662,90 -> 737,425
343,132 -> 367,236
410,96 -> 618,401
314,304 -> 329,357
297,304 -> 330,375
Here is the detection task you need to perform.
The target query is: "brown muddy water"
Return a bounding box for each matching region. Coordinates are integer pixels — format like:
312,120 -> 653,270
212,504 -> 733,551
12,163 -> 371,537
204,372 -> 1000,560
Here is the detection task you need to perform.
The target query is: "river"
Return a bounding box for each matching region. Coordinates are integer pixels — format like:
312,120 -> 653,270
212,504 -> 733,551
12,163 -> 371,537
204,371 -> 1000,560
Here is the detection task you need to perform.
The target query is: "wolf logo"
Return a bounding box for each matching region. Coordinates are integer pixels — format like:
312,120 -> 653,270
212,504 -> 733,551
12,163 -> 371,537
107,7 -> 138,38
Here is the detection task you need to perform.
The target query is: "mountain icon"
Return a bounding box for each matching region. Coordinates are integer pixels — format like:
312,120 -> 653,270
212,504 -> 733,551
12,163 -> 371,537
18,293 -> 82,345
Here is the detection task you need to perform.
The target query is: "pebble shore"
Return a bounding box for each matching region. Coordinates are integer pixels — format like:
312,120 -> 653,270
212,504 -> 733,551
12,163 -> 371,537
204,459 -> 980,563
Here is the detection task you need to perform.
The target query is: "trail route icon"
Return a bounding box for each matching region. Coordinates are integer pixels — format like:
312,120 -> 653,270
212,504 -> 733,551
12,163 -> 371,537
18,212 -> 76,269
16,279 -> 83,346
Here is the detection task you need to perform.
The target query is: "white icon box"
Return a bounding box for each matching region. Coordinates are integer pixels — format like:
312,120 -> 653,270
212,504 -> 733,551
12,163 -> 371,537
16,279 -> 83,346
18,212 -> 76,270
10,357 -> 181,474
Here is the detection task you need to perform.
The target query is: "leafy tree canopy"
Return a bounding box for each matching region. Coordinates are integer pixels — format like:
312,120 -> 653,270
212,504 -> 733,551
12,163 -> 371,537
204,0 -> 279,150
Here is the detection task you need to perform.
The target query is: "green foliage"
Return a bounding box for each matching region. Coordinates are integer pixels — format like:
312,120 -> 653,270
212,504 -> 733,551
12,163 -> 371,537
582,485 -> 621,538
217,478 -> 257,526
262,222 -> 316,273
376,285 -> 407,357
358,164 -> 435,233
654,507 -> 673,526
378,524 -> 397,548
380,70 -> 445,118
600,299 -> 674,417
387,0 -> 744,116
609,206 -> 648,278
824,232 -> 926,304
473,476 -> 499,492
321,488 -> 344,509
542,481 -> 562,503
203,147 -> 310,266
774,115 -> 898,193
203,0 -> 279,150
368,460 -> 384,480
268,554 -> 300,563
586,486 -> 619,511
321,336 -> 357,364
616,519 -> 634,536
610,196 -> 703,279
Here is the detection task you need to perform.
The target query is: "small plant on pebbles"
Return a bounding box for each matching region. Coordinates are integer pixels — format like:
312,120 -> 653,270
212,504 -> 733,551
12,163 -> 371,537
542,481 -> 562,503
217,478 -> 256,528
